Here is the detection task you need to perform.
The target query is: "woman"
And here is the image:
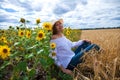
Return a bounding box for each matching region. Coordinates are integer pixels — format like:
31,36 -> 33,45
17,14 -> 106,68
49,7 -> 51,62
50,19 -> 100,75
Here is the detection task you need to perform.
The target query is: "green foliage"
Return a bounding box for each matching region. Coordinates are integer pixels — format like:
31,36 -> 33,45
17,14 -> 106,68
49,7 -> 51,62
0,19 -> 81,80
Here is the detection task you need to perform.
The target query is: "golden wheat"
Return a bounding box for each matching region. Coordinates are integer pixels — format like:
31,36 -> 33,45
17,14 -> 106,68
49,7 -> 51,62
74,29 -> 120,80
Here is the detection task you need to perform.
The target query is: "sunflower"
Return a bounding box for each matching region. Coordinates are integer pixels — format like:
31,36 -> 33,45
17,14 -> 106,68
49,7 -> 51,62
1,30 -> 5,34
42,22 -> 52,31
51,51 -> 56,57
36,18 -> 40,24
0,46 -> 1,56
49,51 -> 57,60
0,36 -> 8,44
16,26 -> 19,30
66,30 -> 71,36
50,42 -> 56,49
18,29 -> 24,37
0,36 -> 6,41
26,30 -> 31,38
0,45 -> 10,59
36,30 -> 45,40
20,18 -> 25,23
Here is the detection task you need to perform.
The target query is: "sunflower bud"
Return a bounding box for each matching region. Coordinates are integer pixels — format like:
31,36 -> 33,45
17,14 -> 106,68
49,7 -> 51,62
20,18 -> 25,23
36,18 -> 40,24
16,26 -> 19,30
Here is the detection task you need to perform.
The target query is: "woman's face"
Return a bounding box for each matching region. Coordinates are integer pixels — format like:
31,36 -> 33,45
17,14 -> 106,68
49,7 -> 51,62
55,21 -> 63,32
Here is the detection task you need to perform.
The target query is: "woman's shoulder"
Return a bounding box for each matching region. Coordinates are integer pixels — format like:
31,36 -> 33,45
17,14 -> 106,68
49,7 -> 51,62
51,35 -> 58,40
51,34 -> 65,40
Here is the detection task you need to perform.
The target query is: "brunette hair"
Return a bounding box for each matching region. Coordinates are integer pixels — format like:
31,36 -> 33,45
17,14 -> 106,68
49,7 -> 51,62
52,21 -> 59,35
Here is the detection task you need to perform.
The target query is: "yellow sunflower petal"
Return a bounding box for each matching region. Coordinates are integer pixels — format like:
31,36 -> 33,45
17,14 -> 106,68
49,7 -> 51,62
26,30 -> 31,38
43,22 -> 52,31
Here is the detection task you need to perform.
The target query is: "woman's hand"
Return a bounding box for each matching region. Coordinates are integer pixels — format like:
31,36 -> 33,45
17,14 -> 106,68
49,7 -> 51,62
83,39 -> 91,43
63,69 -> 73,76
59,65 -> 73,76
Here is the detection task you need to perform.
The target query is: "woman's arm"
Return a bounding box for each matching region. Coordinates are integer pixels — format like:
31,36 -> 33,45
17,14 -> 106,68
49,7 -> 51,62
67,38 -> 91,48
59,65 -> 73,76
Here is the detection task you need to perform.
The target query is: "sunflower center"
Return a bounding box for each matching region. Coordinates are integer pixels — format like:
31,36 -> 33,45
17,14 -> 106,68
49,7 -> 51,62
28,33 -> 30,36
21,32 -> 24,35
52,52 -> 56,56
38,33 -> 43,38
2,31 -> 4,33
52,45 -> 54,47
45,25 -> 49,28
3,49 -> 8,53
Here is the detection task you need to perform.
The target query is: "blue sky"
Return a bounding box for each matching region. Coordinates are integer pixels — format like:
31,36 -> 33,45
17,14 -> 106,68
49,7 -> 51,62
0,0 -> 120,29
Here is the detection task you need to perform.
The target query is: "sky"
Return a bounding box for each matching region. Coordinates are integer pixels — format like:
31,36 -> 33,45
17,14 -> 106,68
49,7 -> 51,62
0,0 -> 120,29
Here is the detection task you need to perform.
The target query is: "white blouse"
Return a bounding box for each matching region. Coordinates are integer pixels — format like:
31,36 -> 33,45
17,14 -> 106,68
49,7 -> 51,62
50,36 -> 83,68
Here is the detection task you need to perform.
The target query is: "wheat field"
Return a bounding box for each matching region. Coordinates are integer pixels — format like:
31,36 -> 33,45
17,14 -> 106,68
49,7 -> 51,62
74,29 -> 120,80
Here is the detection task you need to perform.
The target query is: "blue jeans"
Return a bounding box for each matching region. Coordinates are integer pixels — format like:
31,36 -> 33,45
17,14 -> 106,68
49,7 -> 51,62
66,41 -> 100,70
